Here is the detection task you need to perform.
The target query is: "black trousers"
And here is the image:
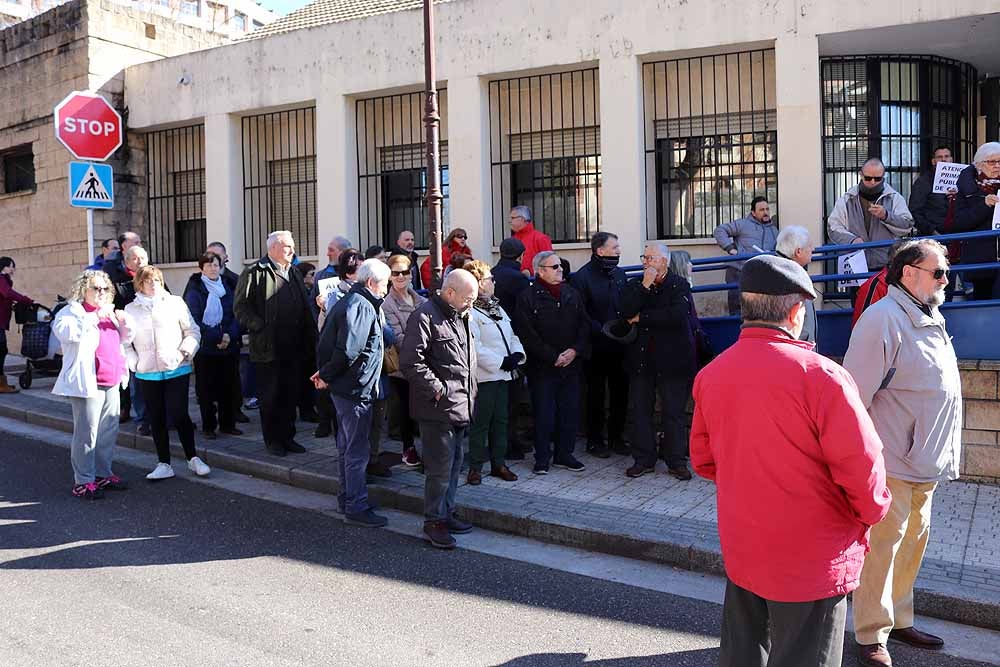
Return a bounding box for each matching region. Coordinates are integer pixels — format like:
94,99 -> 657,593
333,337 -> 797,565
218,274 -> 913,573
629,372 -> 691,468
970,272 -> 999,300
0,329 -> 8,376
194,354 -> 237,432
256,358 -> 302,445
720,579 -> 847,667
139,375 -> 197,465
584,349 -> 628,445
389,377 -> 415,449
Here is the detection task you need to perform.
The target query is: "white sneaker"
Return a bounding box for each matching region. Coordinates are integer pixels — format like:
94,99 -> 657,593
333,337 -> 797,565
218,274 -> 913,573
187,456 -> 211,477
146,463 -> 175,481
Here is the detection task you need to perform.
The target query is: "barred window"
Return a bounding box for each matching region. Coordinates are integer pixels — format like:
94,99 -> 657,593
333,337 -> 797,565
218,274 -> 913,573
0,144 -> 35,194
146,125 -> 205,264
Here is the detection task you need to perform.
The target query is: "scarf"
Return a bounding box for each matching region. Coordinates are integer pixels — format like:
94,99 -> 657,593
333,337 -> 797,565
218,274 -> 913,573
201,275 -> 225,327
133,292 -> 157,309
474,295 -> 504,320
976,171 -> 1000,196
541,279 -> 563,300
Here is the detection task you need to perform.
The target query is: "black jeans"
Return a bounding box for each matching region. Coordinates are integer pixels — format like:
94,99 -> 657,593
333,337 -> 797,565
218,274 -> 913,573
584,349 -> 628,445
389,376 -> 415,449
256,357 -> 302,445
194,354 -> 237,432
0,329 -> 7,375
629,372 -> 691,468
720,579 -> 847,667
529,370 -> 581,467
139,374 -> 197,464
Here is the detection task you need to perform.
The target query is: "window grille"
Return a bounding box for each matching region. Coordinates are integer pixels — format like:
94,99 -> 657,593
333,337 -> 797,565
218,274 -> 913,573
145,124 -> 205,264
489,69 -> 601,246
356,90 -> 449,251
643,49 -> 777,240
242,107 -> 317,258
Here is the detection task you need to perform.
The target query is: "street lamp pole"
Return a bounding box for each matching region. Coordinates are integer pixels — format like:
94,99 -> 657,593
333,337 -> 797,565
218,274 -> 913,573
423,0 -> 444,289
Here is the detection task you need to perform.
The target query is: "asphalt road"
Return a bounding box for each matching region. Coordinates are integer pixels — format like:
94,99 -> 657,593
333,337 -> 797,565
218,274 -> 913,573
0,429 -> 995,667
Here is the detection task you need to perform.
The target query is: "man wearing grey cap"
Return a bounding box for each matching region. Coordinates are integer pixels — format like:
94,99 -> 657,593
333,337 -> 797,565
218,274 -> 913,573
691,255 -> 891,667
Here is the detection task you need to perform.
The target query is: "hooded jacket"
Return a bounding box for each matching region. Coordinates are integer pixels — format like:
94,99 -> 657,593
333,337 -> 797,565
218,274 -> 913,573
827,183 -> 914,269
124,292 -> 201,375
51,301 -> 133,398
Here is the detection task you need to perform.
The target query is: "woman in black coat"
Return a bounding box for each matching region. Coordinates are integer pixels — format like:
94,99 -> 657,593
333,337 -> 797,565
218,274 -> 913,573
183,252 -> 242,438
953,142 -> 1000,300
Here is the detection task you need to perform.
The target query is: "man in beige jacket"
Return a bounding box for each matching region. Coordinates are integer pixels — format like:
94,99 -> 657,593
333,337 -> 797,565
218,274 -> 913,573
843,238 -> 962,667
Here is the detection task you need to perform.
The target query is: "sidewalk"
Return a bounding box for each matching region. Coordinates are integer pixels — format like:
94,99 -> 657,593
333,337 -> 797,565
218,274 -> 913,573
1,368 -> 998,631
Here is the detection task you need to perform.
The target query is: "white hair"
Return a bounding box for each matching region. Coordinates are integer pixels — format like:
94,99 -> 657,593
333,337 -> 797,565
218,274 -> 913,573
775,226 -> 812,258
267,230 -> 292,248
124,245 -> 147,261
644,242 -> 670,258
330,235 -> 352,250
511,205 -> 532,221
973,142 -> 1000,168
356,257 -> 390,285
532,250 -> 558,274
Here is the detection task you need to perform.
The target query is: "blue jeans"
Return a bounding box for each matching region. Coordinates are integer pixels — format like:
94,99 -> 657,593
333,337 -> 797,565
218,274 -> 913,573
529,370 -> 581,467
331,395 -> 373,515
420,421 -> 467,522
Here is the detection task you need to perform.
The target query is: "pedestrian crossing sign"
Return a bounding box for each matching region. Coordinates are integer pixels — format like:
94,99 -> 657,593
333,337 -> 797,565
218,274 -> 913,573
68,161 -> 114,209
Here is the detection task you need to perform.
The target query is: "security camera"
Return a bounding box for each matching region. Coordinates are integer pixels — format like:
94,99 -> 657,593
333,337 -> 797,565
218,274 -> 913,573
178,71 -> 192,86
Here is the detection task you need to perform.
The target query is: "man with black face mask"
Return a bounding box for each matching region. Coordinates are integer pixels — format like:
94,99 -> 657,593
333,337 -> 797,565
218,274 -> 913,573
828,158 -> 914,271
570,232 -> 629,458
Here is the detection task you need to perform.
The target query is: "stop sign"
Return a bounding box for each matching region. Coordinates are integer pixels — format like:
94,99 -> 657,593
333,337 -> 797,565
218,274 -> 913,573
53,91 -> 123,161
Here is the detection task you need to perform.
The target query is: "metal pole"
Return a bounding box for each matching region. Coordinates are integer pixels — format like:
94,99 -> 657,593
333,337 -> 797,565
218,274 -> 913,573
86,207 -> 94,269
423,0 -> 444,289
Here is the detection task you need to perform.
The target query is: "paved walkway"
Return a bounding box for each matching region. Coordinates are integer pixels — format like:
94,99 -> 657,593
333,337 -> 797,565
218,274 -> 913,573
1,367 -> 998,631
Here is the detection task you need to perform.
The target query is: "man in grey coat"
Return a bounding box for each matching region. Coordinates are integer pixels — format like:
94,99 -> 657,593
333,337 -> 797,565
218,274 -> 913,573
714,196 -> 778,315
843,238 -> 961,667
775,225 -> 817,343
827,158 -> 914,271
400,269 -> 479,550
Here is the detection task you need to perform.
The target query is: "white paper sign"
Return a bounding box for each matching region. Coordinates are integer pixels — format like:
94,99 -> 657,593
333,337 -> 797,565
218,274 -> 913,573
838,250 -> 869,289
993,200 -> 1000,231
317,276 -> 340,303
932,162 -> 968,194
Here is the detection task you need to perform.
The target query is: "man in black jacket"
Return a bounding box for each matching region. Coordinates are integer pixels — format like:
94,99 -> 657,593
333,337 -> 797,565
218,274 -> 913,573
909,146 -> 957,236
312,259 -> 391,528
389,230 -> 422,290
234,231 -> 316,457
401,269 -> 479,549
621,242 -> 696,481
571,232 -> 629,458
492,237 -> 532,459
515,251 -> 591,476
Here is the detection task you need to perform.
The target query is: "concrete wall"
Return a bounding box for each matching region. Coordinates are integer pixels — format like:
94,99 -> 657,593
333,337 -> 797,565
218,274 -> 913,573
959,362 -> 1000,484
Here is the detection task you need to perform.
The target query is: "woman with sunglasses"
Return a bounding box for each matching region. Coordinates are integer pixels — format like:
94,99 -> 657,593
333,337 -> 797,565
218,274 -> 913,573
954,141 -> 1000,300
420,228 -> 472,288
52,270 -> 134,499
383,253 -> 426,467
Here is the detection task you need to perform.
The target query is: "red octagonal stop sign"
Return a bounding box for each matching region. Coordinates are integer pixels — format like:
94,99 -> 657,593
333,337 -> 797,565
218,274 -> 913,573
53,91 -> 123,161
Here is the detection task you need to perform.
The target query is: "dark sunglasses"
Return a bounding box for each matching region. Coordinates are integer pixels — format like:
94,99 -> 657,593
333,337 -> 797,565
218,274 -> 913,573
391,270 -> 409,277
539,264 -> 563,270
92,285 -> 112,293
453,234 -> 467,240
909,265 -> 949,280
861,175 -> 884,183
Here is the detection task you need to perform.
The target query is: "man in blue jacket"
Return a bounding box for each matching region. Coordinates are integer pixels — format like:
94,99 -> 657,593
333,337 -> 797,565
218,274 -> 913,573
312,258 -> 391,528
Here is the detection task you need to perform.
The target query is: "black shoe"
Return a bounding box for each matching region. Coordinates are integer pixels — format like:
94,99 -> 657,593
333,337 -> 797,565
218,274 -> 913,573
552,456 -> 586,472
344,509 -> 388,528
667,465 -> 692,481
234,410 -> 251,424
219,427 -> 243,436
314,422 -> 333,438
299,411 -> 320,424
119,414 -> 131,424
137,424 -> 151,436
201,430 -> 217,440
585,442 -> 611,459
611,439 -> 630,456
265,441 -> 287,457
284,440 -> 307,453
532,463 -> 549,475
366,461 -> 393,478
447,515 -> 473,534
423,521 -> 457,549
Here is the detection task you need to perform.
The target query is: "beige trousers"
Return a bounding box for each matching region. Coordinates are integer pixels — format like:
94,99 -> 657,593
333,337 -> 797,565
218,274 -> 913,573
853,476 -> 937,646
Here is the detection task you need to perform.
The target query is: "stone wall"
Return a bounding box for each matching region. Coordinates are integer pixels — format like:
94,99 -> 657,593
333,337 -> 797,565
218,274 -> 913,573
960,362 -> 1000,484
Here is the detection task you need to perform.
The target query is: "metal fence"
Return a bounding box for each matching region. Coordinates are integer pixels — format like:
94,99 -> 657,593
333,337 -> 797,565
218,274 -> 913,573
242,107 -> 317,258
356,90 -> 449,251
145,124 -> 206,264
489,68 -> 601,246
643,49 -> 777,240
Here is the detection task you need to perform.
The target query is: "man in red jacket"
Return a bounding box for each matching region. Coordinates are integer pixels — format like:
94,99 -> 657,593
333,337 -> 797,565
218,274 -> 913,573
691,255 -> 892,667
509,206 -> 553,277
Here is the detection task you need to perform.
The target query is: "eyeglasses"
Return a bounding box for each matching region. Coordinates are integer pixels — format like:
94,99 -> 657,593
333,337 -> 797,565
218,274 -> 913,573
92,286 -> 111,293
539,264 -> 562,270
861,175 -> 884,183
453,235 -> 467,240
639,255 -> 664,262
983,159 -> 1000,167
390,270 -> 409,277
909,265 -> 949,280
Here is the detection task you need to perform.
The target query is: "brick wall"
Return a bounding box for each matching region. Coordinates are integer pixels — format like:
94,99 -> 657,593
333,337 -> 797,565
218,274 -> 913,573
959,361 -> 1000,484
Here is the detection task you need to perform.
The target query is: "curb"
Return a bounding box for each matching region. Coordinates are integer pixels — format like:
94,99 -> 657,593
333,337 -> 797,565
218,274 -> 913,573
1,398 -> 997,631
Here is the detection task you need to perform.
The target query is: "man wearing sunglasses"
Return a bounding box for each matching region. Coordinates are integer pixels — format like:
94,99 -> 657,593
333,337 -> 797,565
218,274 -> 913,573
844,239 -> 962,667
828,158 -> 914,272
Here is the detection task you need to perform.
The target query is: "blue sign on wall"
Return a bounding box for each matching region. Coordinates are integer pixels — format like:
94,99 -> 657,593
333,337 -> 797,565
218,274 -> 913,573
69,161 -> 114,209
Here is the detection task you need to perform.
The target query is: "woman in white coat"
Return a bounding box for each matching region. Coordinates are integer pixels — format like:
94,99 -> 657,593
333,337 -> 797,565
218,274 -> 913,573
52,270 -> 134,500
125,265 -> 209,480
463,260 -> 525,485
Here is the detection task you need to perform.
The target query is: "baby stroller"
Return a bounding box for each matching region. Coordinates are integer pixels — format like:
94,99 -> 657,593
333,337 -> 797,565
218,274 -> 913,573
15,299 -> 65,390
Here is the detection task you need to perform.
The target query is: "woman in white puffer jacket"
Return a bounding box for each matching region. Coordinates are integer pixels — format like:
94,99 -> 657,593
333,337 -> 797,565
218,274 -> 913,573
124,265 -> 209,480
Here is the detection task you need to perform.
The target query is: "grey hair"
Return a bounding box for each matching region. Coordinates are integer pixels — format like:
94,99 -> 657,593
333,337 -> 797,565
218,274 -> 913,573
68,269 -> 114,305
740,292 -> 803,324
775,226 -> 812,258
644,242 -> 670,258
532,250 -> 558,274
330,235 -> 352,251
511,205 -> 532,221
356,257 -> 390,285
124,245 -> 147,262
668,250 -> 692,278
267,230 -> 293,248
973,142 -> 1000,169
860,157 -> 885,172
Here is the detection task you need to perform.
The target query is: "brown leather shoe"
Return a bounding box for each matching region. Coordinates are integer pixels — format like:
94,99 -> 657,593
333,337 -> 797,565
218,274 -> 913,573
857,643 -> 892,667
625,463 -> 655,478
889,627 -> 944,650
667,465 -> 693,480
490,466 -> 518,482
466,469 -> 482,485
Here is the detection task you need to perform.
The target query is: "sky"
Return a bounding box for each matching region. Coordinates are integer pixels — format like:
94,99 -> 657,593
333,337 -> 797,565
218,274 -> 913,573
257,0 -> 313,16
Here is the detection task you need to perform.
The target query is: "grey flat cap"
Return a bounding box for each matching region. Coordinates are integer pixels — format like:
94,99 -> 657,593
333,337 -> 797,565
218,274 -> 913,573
739,255 -> 817,300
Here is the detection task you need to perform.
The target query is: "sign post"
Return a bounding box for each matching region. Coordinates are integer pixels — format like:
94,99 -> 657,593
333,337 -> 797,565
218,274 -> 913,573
53,91 -> 123,265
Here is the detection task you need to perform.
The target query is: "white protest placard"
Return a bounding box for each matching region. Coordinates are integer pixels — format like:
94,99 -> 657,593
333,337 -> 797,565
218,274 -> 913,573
932,162 -> 968,194
838,249 -> 869,290
317,276 -> 340,304
993,200 -> 1000,231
